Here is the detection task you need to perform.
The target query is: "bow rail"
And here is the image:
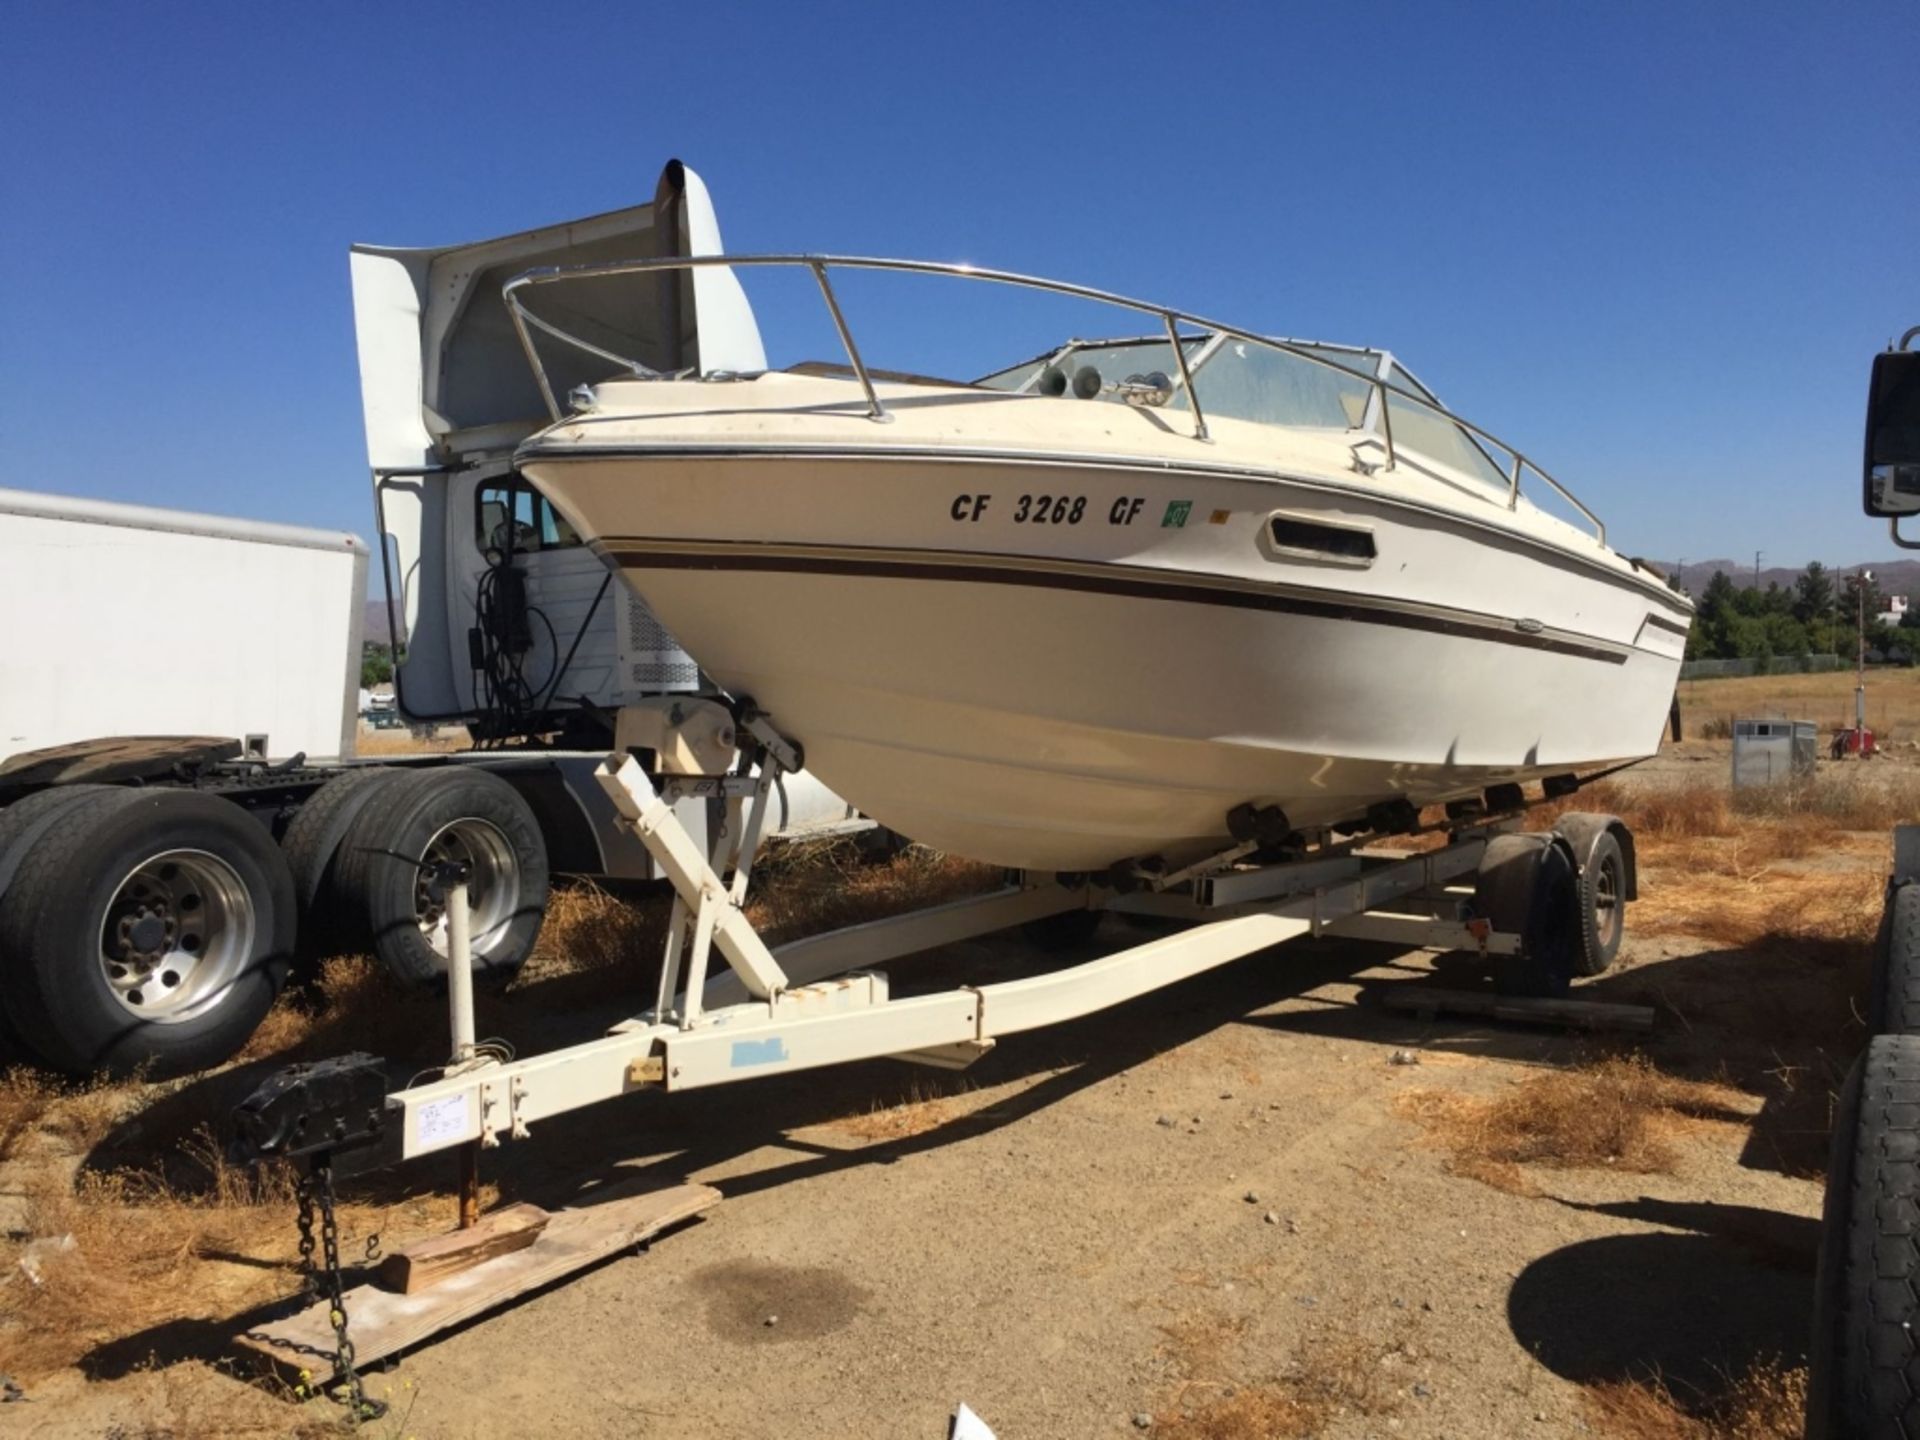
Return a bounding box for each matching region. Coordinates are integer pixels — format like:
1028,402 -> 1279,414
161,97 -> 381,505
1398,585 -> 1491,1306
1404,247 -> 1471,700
501,253 -> 1606,547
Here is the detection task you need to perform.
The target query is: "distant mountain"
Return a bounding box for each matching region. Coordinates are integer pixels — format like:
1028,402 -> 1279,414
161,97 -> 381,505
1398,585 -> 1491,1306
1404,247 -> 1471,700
1665,558 -> 1920,599
363,599 -> 405,645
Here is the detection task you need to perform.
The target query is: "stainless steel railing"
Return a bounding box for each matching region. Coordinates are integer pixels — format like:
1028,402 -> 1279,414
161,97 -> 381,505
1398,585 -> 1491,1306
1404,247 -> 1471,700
501,253 -> 1607,547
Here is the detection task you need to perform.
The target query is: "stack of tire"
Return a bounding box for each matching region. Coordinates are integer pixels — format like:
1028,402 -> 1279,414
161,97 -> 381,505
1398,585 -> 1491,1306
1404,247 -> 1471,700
0,767 -> 545,1079
1808,878 -> 1920,1435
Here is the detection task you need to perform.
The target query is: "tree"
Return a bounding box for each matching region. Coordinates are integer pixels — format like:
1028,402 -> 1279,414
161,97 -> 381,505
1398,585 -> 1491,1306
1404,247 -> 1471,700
1794,561 -> 1834,625
1842,571 -> 1885,635
361,643 -> 394,688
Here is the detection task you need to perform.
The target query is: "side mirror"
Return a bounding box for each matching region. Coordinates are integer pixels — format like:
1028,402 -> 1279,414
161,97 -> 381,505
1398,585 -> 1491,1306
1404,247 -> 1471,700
1865,347 -> 1920,516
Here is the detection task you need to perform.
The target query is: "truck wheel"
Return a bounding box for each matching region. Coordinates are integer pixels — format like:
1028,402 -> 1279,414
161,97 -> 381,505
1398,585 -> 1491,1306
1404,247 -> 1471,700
1807,1032 -> 1920,1436
279,766 -> 411,956
0,789 -> 296,1077
1571,829 -> 1626,977
1868,882 -> 1920,1036
333,768 -> 548,989
1476,834 -> 1579,999
0,786 -> 113,1062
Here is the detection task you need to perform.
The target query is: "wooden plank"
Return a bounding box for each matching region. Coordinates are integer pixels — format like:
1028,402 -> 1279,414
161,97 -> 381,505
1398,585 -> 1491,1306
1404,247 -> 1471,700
375,1202 -> 549,1294
235,1182 -> 719,1381
1379,986 -> 1655,1033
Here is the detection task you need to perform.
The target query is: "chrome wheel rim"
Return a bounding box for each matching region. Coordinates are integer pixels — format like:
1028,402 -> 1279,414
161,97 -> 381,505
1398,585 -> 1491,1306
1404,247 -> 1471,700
99,849 -> 255,1024
413,818 -> 520,963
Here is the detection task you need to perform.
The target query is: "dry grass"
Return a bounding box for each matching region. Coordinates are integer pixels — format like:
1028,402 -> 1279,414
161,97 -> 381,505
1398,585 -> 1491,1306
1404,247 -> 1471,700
1583,1359 -> 1806,1439
1,1068 -> 141,1164
827,1076 -> 976,1142
0,1118 -> 467,1383
1152,1312 -> 1404,1438
1399,1055 -> 1746,1186
1678,665 -> 1920,742
744,841 -> 1000,944
350,724 -> 470,756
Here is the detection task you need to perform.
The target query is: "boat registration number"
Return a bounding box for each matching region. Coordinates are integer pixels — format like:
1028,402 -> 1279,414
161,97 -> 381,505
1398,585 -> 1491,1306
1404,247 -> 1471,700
948,494 -> 1152,526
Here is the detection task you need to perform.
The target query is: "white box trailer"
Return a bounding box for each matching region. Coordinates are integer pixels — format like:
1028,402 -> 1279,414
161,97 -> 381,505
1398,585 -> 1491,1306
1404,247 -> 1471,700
0,487 -> 366,766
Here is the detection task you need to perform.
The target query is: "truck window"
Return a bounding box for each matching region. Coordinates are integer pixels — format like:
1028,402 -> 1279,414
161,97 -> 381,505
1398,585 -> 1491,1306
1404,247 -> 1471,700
476,478 -> 583,555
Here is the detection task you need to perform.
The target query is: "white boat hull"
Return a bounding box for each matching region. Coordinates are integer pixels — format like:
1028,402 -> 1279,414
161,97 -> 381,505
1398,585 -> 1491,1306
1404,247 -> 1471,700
522,386 -> 1687,871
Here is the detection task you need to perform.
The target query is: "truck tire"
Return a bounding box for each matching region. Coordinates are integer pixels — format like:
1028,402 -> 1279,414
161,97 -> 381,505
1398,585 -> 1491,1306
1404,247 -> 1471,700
0,785 -> 112,1062
0,789 -> 296,1077
279,766 -> 412,956
1807,1032 -> 1920,1436
1475,833 -> 1579,999
332,768 -> 548,989
1869,882 -> 1920,1036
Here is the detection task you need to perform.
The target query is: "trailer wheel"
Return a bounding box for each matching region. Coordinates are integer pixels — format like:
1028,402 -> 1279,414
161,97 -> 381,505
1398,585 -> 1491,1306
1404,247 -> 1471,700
1475,834 -> 1579,998
279,766 -> 412,956
0,789 -> 296,1077
1572,829 -> 1627,977
1868,882 -> 1920,1036
1807,1032 -> 1920,1436
333,768 -> 548,989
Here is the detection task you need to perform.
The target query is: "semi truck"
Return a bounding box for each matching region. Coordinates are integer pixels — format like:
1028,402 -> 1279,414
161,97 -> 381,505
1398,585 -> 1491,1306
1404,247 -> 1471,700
1806,326 -> 1920,1435
0,161 -> 856,1079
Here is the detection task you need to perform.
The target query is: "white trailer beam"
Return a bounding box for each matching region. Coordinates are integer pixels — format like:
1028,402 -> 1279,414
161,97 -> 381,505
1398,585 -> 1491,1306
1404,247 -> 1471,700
382,757 -> 1533,1165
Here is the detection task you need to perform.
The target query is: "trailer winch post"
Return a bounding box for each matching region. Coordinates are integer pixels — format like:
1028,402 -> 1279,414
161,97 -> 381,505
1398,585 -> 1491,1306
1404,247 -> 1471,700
444,875 -> 482,1229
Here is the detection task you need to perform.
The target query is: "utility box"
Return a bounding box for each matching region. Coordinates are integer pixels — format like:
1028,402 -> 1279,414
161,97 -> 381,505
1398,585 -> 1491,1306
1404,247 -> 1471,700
1731,717 -> 1817,787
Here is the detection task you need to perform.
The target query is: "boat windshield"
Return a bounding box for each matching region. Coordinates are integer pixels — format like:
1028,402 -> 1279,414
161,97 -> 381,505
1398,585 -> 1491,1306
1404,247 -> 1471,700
976,337 -> 1206,400
978,335 -> 1375,430
978,334 -> 1509,495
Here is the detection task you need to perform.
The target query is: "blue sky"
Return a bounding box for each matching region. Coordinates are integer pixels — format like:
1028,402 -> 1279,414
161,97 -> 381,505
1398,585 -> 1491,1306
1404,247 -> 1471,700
3,2 -> 1914,574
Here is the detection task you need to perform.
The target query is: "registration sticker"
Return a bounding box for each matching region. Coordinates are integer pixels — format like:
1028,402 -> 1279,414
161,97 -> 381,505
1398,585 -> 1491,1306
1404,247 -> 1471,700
1162,500 -> 1192,528
416,1093 -> 471,1147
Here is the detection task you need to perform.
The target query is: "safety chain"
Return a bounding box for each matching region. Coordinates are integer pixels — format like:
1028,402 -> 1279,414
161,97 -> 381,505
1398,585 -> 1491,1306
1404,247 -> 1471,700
294,1160 -> 388,1425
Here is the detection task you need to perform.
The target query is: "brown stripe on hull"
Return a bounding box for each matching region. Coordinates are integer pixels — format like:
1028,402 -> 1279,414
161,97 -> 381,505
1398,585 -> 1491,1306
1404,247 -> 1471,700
601,545 -> 1632,665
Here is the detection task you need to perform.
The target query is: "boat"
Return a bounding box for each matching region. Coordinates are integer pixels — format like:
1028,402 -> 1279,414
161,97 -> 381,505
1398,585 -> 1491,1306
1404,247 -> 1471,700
507,253 -> 1693,873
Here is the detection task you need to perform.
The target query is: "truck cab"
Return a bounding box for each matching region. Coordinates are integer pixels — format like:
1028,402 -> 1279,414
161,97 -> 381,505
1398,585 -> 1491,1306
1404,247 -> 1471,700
350,160 -> 766,741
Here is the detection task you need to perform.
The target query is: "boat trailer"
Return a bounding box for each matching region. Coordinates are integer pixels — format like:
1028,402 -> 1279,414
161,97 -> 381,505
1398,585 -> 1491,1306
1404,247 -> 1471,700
230,718 -> 1629,1407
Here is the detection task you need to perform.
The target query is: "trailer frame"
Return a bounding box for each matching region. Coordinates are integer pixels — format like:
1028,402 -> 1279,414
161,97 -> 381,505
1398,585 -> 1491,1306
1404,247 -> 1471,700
374,741 -> 1545,1167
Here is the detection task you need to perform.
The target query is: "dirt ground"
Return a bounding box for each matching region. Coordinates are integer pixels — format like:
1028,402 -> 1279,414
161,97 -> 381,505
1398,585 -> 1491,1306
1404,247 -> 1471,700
3,675 -> 1896,1438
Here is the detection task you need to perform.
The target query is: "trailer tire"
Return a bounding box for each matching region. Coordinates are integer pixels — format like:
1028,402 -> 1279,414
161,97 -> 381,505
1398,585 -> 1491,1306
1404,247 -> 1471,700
1571,829 -> 1627,977
1869,882 -> 1920,1036
1476,834 -> 1579,998
333,768 -> 548,989
1806,1032 -> 1920,1436
0,789 -> 296,1077
279,766 -> 411,956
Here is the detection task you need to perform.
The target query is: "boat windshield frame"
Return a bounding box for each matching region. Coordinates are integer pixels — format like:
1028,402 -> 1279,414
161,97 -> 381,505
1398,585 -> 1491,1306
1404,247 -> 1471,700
500,254 -> 1607,547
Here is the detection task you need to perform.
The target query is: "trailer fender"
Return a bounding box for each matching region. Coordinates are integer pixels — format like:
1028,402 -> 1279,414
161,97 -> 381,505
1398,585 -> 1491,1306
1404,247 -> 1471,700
1553,811 -> 1637,902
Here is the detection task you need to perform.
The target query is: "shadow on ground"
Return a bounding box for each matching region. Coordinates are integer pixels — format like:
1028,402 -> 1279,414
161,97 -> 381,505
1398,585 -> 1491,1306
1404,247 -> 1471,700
1510,1197 -> 1816,1397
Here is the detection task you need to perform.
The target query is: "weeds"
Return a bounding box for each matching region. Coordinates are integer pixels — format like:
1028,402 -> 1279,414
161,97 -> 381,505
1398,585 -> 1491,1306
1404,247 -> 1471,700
829,1076 -> 976,1142
1153,1315 -> 1404,1438
1399,1055 -> 1746,1184
1583,1359 -> 1806,1439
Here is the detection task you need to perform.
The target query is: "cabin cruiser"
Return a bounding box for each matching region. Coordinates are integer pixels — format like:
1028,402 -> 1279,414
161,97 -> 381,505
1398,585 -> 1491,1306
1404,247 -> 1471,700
509,253 -> 1692,873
